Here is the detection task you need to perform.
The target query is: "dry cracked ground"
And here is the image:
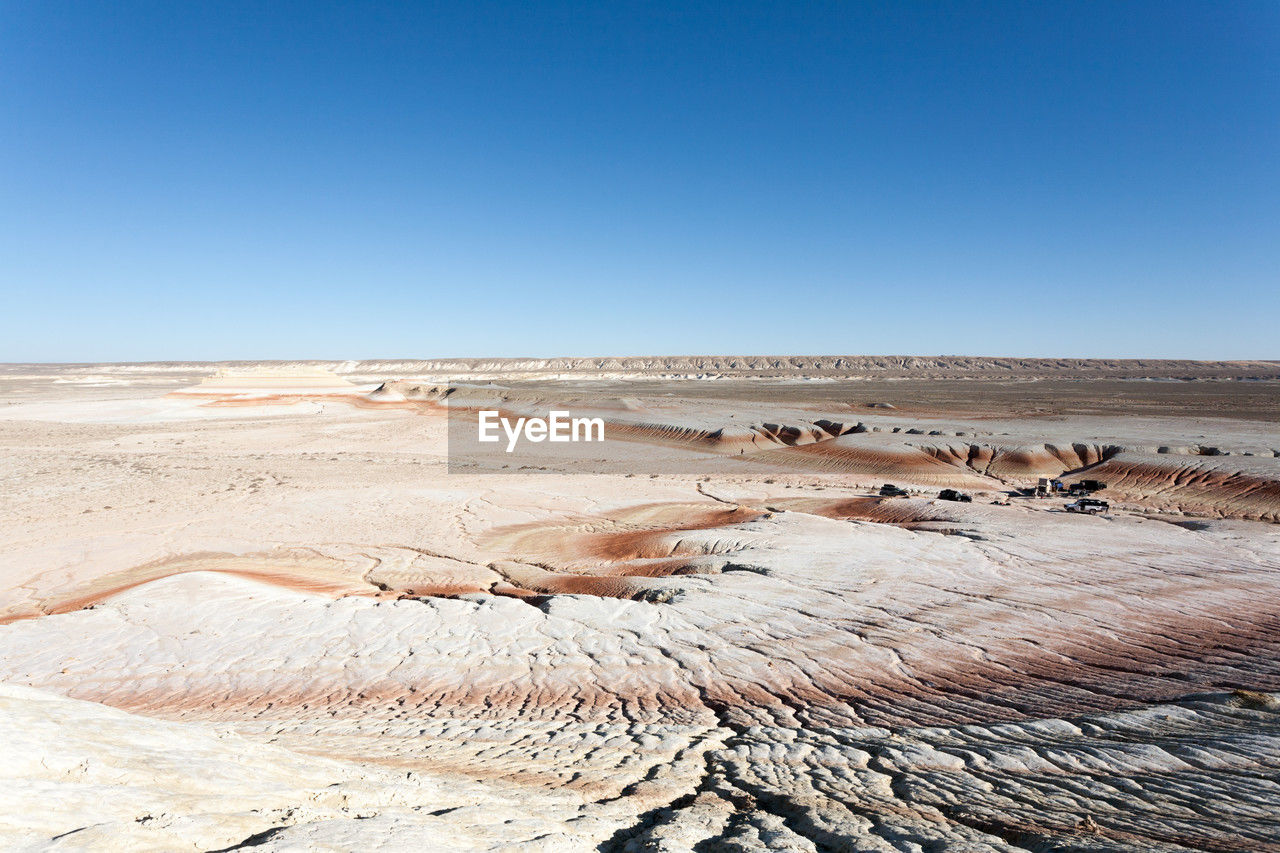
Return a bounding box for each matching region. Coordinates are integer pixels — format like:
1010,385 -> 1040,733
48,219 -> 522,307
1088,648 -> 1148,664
1,359 -> 1279,852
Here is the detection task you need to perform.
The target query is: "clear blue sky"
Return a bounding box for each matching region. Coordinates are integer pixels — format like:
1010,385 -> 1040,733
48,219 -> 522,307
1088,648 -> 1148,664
2,1 -> 1277,361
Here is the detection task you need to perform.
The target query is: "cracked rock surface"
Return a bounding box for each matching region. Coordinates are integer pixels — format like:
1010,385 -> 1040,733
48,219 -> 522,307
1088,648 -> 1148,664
1,364 -> 1279,851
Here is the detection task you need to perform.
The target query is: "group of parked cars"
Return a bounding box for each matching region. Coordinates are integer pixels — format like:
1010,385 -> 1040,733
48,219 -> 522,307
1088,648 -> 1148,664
877,483 -> 973,502
875,481 -> 1110,514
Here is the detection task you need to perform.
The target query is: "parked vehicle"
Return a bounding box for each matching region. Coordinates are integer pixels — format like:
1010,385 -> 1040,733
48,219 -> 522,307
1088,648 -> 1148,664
1066,479 -> 1107,495
879,484 -> 909,497
938,489 -> 972,502
1065,498 -> 1109,514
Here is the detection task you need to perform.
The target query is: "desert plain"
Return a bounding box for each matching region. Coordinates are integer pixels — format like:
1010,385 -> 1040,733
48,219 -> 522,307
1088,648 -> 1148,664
2,356 -> 1280,852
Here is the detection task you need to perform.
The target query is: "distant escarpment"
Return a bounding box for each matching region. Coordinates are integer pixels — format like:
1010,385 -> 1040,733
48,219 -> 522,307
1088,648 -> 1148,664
328,355 -> 1280,380
26,356 -> 1280,382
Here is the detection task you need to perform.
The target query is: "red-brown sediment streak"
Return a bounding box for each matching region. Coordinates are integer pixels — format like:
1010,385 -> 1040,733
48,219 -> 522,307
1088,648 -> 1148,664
752,441 -> 997,487
189,393 -> 439,411
58,579 -> 1280,734
1077,457 -> 1280,522
480,503 -> 765,568
764,496 -> 954,527
0,552 -> 387,625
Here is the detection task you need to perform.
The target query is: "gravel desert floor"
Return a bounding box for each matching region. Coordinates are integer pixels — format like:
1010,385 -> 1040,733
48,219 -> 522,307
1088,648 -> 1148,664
2,358 -> 1279,852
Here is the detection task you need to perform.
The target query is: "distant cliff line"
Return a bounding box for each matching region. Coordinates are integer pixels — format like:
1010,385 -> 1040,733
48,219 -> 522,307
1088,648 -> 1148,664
7,356 -> 1279,381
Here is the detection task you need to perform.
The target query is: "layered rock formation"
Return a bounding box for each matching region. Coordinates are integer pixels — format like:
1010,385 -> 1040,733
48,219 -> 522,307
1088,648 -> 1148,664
1,362 -> 1278,850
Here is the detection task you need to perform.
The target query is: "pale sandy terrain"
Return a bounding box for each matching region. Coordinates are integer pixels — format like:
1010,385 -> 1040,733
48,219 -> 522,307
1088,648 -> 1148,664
1,360 -> 1279,851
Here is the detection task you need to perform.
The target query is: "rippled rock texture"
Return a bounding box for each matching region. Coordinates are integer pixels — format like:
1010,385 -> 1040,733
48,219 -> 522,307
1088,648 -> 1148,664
1,363 -> 1278,851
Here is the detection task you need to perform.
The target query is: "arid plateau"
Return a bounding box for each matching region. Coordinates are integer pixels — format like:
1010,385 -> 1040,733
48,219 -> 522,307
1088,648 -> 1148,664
2,357 -> 1280,852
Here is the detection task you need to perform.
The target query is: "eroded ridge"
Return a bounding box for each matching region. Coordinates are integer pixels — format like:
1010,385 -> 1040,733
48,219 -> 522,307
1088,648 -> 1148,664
4,502 -> 1280,849
3,364 -> 1279,850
